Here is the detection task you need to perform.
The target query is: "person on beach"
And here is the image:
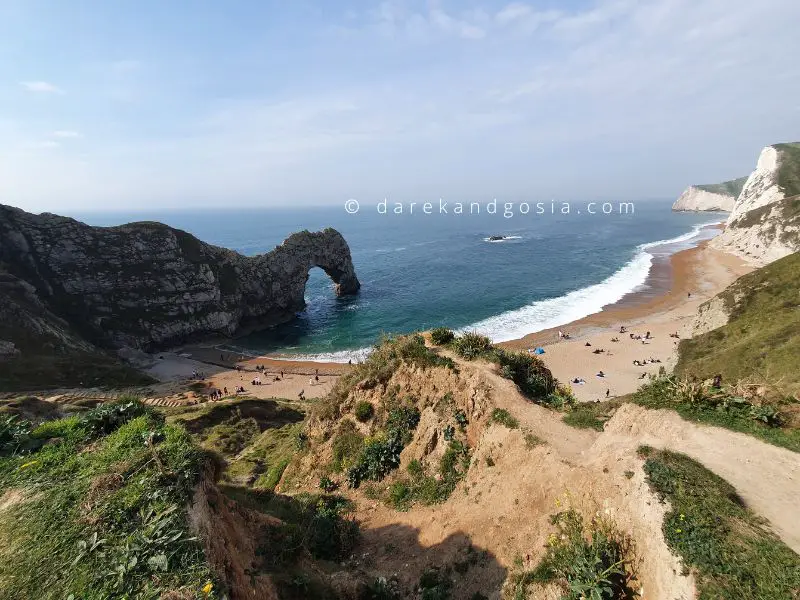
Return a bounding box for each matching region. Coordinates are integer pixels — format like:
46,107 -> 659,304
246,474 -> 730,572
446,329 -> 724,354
606,389 -> 610,398
597,371 -> 605,378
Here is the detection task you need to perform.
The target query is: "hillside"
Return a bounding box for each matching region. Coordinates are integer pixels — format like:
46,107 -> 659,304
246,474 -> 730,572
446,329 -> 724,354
676,251 -> 800,397
695,176 -> 749,197
712,142 -> 800,263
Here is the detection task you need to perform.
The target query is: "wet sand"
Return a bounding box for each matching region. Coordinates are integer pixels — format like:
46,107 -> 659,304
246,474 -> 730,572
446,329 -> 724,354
500,239 -> 752,402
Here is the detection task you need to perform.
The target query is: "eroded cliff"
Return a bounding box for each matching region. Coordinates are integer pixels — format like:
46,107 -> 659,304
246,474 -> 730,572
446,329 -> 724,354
0,205 -> 360,387
711,143 -> 800,264
671,177 -> 746,212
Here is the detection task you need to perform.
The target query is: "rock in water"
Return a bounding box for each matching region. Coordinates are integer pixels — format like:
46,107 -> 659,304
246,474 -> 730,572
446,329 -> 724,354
0,205 -> 360,351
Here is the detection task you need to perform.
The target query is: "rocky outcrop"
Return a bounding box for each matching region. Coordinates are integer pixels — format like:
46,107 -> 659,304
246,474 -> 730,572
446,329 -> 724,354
0,205 -> 360,353
711,143 -> 800,265
672,177 -> 747,212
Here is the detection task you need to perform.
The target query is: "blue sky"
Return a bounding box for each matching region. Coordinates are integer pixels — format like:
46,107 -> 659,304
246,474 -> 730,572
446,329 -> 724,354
1,0 -> 799,212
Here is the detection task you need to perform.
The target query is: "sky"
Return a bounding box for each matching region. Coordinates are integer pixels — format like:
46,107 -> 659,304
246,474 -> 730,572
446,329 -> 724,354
1,0 -> 799,213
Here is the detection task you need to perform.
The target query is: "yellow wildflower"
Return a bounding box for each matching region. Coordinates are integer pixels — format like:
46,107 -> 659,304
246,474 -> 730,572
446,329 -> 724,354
202,581 -> 213,595
676,528 -> 682,533
19,460 -> 39,470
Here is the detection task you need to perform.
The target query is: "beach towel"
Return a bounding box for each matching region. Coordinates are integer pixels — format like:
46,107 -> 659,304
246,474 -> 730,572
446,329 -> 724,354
534,347 -> 545,355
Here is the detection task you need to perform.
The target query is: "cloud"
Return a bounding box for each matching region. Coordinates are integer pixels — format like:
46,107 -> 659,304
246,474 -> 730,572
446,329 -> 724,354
52,130 -> 81,138
19,81 -> 64,94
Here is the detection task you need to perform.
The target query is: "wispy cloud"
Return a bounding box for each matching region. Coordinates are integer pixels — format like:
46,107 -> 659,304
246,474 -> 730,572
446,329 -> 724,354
52,130 -> 81,138
19,81 -> 64,94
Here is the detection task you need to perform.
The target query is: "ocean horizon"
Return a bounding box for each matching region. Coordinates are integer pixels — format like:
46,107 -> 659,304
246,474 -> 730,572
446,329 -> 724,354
79,200 -> 722,361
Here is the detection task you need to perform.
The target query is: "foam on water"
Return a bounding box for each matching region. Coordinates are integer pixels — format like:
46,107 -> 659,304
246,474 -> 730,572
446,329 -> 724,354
273,220 -> 720,360
464,220 -> 720,343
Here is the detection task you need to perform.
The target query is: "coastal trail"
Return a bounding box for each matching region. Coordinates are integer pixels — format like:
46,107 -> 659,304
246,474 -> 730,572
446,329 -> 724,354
460,354 -> 800,553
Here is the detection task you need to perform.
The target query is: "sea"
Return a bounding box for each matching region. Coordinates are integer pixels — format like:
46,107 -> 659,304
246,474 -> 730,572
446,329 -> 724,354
79,200 -> 723,362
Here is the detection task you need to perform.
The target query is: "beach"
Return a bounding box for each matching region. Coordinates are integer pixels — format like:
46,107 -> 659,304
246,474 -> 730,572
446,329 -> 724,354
154,225 -> 752,405
499,237 -> 752,402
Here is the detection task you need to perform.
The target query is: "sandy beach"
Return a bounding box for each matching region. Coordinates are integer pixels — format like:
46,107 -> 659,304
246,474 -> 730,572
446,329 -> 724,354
500,237 -> 752,402
147,227 -> 751,405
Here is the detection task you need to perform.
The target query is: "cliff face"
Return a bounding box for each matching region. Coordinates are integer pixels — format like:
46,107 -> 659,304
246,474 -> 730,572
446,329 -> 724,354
671,176 -> 747,212
672,186 -> 737,211
0,205 -> 360,354
711,143 -> 800,265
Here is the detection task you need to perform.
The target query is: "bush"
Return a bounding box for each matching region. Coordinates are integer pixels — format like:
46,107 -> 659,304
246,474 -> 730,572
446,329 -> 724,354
419,567 -> 452,600
319,476 -> 338,492
355,401 -> 375,423
515,509 -> 634,600
346,434 -> 404,488
80,398 -> 152,440
0,415 -> 36,456
386,405 -> 421,443
452,332 -> 492,360
323,335 -> 456,420
633,375 -> 798,452
331,420 -> 365,472
430,327 -> 455,346
490,349 -> 558,402
489,408 -> 519,429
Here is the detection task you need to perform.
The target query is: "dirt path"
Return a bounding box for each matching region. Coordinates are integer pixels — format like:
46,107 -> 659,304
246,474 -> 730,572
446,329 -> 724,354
467,356 -> 800,553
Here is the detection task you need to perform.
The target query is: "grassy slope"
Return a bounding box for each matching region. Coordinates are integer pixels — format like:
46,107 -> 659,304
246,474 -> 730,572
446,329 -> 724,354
0,401 -> 214,600
675,252 -> 800,397
775,142 -> 800,197
695,176 -> 749,197
640,447 -> 800,599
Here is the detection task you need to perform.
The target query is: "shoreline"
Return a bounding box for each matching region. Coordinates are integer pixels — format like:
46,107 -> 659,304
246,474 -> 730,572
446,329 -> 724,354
499,235 -> 751,401
172,222 -> 751,401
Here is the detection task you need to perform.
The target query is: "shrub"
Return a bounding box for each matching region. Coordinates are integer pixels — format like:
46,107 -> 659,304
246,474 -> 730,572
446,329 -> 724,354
0,415 -> 36,456
355,401 -> 375,423
454,410 -> 468,428
323,335 -> 456,420
386,405 -> 421,443
515,509 -> 634,600
80,398 -> 152,440
319,476 -> 338,492
452,332 -> 492,360
346,433 -> 404,488
331,421 -> 365,472
430,327 -> 455,346
491,350 -> 557,401
489,408 -> 519,429
419,567 -> 452,600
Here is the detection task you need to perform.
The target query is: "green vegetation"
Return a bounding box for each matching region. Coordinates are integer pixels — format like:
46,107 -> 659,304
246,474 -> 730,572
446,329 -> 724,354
676,252 -> 800,398
320,334 -> 456,420
331,420 -> 365,473
430,327 -> 456,346
774,142 -> 800,197
695,176 -> 748,197
640,447 -> 800,599
346,406 -> 421,488
489,408 -> 519,429
452,332 -> 493,359
508,509 -> 635,600
632,376 -> 800,452
0,399 -> 215,599
523,432 -> 544,449
355,401 -> 375,423
562,400 -> 622,431
419,566 -> 453,600
388,441 -> 472,511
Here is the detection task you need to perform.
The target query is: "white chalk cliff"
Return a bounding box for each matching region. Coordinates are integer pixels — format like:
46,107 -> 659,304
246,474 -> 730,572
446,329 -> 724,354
672,187 -> 736,211
671,177 -> 747,212
711,143 -> 800,265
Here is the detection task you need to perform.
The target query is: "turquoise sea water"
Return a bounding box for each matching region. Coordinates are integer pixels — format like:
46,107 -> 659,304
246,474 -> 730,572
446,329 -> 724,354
80,200 -> 722,360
